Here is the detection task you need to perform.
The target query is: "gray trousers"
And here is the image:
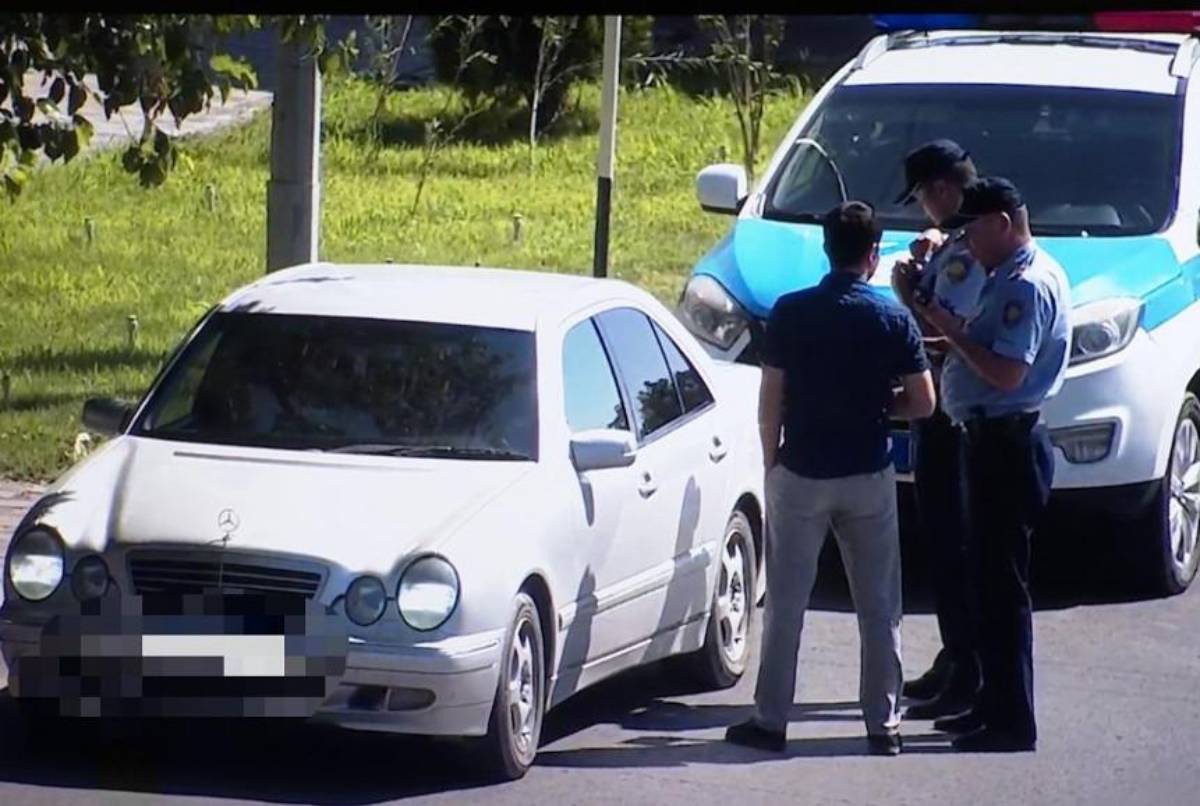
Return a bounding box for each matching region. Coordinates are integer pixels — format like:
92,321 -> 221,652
753,463 -> 904,737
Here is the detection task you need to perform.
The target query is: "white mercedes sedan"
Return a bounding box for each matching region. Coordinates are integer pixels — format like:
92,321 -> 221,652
1,262 -> 765,779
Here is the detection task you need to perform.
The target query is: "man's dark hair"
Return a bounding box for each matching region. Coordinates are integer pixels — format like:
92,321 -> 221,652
823,201 -> 881,270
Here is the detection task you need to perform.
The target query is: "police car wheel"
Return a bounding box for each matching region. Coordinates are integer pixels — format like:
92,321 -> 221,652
477,592 -> 545,781
689,511 -> 757,690
1147,394 -> 1200,595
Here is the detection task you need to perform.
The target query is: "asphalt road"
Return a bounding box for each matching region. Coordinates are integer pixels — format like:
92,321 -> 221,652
0,541 -> 1196,806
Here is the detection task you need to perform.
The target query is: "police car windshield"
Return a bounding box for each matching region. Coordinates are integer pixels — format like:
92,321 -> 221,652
132,312 -> 539,459
764,83 -> 1182,237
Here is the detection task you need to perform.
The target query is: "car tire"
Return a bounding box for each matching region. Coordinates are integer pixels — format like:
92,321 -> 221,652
477,592 -> 546,781
1138,393 -> 1200,595
690,510 -> 757,689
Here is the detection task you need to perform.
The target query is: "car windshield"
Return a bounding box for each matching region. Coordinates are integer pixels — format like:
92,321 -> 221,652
133,312 -> 538,460
764,83 -> 1182,236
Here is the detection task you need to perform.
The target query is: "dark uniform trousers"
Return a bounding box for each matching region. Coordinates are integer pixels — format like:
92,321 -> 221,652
912,402 -> 978,671
962,410 -> 1055,743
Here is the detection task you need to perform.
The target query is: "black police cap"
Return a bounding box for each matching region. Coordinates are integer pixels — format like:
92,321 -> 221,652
957,176 -> 1025,220
894,139 -> 971,206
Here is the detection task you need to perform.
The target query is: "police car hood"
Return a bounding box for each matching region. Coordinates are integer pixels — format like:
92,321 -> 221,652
20,435 -> 536,573
695,218 -> 1181,317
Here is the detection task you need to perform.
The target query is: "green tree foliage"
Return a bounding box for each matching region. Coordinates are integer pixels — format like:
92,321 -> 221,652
0,14 -> 353,200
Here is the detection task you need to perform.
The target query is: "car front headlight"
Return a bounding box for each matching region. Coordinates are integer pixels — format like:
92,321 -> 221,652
677,275 -> 751,351
345,575 -> 386,628
7,527 -> 65,602
345,576 -> 388,626
397,555 -> 459,631
1069,297 -> 1143,366
71,554 -> 110,601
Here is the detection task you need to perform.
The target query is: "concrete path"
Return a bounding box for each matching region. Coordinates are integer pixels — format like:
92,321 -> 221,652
0,480 -> 41,547
20,73 -> 272,156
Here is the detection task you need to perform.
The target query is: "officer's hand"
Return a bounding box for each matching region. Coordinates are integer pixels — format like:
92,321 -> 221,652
909,228 -> 946,262
891,259 -> 918,306
915,294 -> 954,335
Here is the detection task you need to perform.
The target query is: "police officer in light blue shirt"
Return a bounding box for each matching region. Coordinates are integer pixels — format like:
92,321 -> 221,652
916,177 -> 1070,753
890,140 -> 988,721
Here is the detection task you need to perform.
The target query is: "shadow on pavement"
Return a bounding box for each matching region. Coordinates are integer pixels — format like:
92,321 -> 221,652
0,653 -> 943,803
0,693 -> 500,804
537,731 -> 953,770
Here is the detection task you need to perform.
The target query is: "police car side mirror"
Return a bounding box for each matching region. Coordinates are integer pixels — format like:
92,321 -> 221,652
697,164 -> 748,215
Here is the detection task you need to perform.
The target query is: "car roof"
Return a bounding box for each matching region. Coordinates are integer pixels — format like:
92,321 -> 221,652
219,262 -> 652,330
846,30 -> 1189,94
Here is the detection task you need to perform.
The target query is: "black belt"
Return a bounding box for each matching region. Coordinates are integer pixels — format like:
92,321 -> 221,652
963,409 -> 1040,438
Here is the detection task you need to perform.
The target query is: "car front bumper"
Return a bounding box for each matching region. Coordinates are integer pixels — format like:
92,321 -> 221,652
0,607 -> 504,737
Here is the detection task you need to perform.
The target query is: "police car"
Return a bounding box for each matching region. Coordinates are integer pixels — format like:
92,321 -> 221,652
678,23 -> 1200,595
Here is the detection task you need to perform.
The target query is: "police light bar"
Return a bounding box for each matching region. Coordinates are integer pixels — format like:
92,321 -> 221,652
872,14 -> 982,32
1093,12 -> 1200,33
873,13 -> 1200,34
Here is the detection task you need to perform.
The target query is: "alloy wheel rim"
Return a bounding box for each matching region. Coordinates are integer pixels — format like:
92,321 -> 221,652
506,617 -> 541,759
715,531 -> 749,665
1169,415 -> 1200,579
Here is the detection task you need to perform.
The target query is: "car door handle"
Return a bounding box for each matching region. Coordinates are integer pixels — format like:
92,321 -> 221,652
709,436 -> 728,463
638,471 -> 658,498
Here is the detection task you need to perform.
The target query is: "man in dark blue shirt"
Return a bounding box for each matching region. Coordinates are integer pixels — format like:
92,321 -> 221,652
725,201 -> 934,757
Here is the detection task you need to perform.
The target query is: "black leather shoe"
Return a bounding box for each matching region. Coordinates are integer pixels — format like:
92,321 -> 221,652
903,650 -> 951,700
933,708 -> 985,734
952,727 -> 1036,753
905,686 -> 977,720
867,733 -> 902,756
724,719 -> 786,753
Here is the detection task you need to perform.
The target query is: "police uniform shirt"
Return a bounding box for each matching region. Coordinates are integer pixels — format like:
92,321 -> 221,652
916,228 -> 987,322
940,242 -> 1072,424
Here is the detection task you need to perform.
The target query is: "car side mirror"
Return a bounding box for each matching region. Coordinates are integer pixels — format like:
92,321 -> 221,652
82,398 -> 136,436
570,429 -> 637,473
696,163 -> 748,215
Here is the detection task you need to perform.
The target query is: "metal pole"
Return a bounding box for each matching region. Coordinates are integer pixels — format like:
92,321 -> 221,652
593,15 -> 621,278
266,36 -> 322,273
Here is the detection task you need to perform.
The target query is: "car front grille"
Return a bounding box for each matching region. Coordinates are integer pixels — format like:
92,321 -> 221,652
127,553 -> 324,599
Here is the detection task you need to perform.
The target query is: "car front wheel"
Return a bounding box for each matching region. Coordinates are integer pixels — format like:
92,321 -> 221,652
1139,393 -> 1200,595
477,592 -> 545,780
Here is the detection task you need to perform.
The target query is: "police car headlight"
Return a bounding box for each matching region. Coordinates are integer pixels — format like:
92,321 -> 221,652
7,527 -> 65,602
677,275 -> 750,351
397,555 -> 459,631
1069,298 -> 1143,366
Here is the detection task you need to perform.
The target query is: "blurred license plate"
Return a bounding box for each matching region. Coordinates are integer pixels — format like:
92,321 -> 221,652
890,429 -> 912,474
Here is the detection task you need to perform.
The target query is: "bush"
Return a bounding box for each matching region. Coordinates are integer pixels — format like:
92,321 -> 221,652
430,16 -> 653,134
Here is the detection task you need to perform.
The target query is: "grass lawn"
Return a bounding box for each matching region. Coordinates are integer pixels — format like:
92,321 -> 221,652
0,77 -> 804,481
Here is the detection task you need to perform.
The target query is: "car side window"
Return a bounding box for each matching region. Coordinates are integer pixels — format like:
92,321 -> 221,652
596,308 -> 684,438
562,319 -> 630,433
653,322 -> 714,414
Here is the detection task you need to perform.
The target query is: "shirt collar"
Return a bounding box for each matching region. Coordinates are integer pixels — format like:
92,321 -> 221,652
821,270 -> 868,289
983,242 -> 1037,281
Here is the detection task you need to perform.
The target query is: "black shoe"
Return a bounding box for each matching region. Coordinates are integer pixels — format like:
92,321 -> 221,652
867,733 -> 902,756
724,719 -> 786,753
903,650 -> 951,700
904,685 -> 978,720
933,708 -> 985,735
952,727 -> 1036,753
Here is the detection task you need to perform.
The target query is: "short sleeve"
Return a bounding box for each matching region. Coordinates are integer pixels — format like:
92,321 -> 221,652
892,310 -> 930,376
990,280 -> 1046,365
762,301 -> 787,369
